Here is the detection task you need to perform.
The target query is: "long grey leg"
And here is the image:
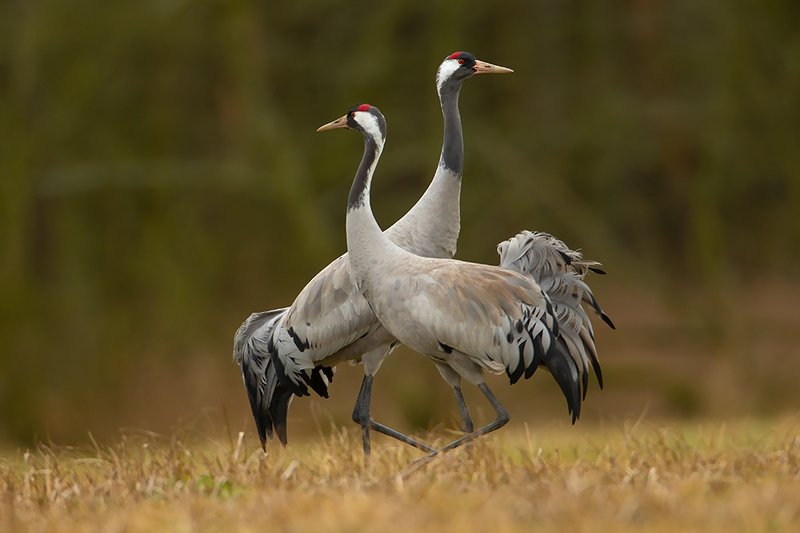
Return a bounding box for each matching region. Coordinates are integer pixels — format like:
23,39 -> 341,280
452,386 -> 474,433
439,382 -> 509,453
436,363 -> 474,434
352,375 -> 437,456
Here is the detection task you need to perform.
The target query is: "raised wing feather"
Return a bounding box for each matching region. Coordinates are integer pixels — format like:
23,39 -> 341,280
497,231 -> 613,395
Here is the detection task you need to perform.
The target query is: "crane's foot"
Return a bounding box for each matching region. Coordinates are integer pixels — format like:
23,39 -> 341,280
400,450 -> 440,477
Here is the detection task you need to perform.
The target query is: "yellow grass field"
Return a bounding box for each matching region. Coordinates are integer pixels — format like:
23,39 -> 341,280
2,417 -> 798,532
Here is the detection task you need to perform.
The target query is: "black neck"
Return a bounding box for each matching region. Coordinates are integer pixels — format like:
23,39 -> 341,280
347,134 -> 380,211
439,79 -> 464,175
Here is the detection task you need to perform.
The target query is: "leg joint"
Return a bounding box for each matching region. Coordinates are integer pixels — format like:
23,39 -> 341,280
352,406 -> 368,425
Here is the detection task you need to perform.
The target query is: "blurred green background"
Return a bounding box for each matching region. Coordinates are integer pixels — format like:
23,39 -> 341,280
2,0 -> 799,445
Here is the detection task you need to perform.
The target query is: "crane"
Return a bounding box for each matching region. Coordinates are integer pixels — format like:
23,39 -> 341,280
313,104 -> 612,454
234,52 -> 512,454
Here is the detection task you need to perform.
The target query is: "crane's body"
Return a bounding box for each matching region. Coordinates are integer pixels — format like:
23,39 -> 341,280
324,105 -> 612,454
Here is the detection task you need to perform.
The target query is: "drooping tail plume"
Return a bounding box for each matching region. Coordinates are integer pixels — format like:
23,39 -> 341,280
233,308 -> 290,449
234,308 -> 336,448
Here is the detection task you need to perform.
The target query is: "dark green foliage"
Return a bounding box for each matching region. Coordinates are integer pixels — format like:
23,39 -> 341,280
1,0 -> 798,442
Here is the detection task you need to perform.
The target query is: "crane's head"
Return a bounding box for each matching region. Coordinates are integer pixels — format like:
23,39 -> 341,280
316,104 -> 386,144
436,51 -> 513,94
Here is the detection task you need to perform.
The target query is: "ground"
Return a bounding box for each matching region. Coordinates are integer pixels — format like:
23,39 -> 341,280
1,417 -> 798,532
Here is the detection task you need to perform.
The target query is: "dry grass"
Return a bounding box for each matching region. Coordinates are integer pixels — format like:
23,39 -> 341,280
1,417 -> 799,532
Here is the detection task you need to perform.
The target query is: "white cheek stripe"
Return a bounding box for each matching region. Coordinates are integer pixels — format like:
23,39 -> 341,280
354,112 -> 385,147
436,59 -> 460,93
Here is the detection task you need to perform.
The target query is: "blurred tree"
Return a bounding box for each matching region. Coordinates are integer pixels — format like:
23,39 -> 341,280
0,0 -> 798,442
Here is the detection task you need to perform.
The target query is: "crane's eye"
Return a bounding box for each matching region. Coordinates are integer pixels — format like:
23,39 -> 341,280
458,59 -> 465,65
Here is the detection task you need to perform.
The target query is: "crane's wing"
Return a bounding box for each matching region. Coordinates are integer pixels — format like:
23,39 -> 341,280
233,252 -> 391,445
497,230 -> 614,397
268,253 -> 385,397
397,261 -> 582,421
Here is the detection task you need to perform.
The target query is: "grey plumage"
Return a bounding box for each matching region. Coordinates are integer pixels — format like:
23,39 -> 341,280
234,55 -> 610,454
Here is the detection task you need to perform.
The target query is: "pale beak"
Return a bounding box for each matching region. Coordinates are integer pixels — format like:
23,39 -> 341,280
316,115 -> 349,132
473,59 -> 514,75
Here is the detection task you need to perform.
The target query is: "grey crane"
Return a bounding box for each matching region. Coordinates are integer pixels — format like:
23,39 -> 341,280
234,52 -> 512,454
315,104 -> 613,453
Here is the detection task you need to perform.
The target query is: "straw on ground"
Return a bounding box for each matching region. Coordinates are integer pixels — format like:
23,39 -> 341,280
1,417 -> 798,532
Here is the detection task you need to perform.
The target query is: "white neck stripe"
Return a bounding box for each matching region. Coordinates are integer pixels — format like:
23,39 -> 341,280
354,112 -> 384,147
436,59 -> 460,94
